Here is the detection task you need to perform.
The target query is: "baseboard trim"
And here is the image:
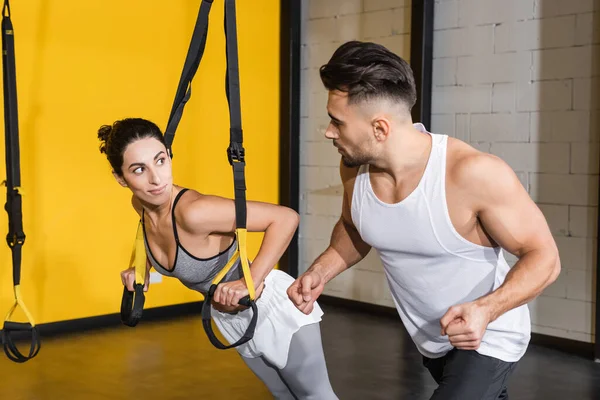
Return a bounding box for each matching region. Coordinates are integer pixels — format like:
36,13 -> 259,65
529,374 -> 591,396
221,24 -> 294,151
4,296 -> 594,361
4,301 -> 204,341
318,295 -> 595,360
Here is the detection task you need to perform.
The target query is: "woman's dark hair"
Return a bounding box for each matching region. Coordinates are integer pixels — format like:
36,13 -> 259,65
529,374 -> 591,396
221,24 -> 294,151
319,41 -> 417,110
98,118 -> 165,175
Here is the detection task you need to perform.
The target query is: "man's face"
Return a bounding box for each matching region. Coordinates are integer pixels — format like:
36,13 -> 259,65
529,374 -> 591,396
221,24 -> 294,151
324,90 -> 376,168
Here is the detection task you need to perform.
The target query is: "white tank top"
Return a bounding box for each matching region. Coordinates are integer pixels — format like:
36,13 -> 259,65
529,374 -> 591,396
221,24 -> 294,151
351,124 -> 531,362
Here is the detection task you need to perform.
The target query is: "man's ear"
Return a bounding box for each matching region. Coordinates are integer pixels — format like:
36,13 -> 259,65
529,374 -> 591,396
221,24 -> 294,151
113,171 -> 128,187
372,117 -> 391,142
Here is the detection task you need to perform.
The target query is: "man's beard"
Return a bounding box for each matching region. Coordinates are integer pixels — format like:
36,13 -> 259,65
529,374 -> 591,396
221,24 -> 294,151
341,152 -> 370,168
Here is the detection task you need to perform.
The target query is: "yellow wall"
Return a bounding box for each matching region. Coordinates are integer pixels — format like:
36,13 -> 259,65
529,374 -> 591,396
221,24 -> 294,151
0,0 -> 281,324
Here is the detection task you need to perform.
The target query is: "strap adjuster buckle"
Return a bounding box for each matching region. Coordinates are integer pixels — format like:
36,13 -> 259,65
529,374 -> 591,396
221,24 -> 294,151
227,142 -> 245,165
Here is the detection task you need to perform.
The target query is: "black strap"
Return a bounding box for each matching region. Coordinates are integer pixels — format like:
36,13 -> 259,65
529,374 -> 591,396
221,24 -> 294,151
163,0 -> 214,156
201,284 -> 258,349
224,0 -> 247,230
2,322 -> 40,363
1,0 -> 41,363
120,284 -> 146,327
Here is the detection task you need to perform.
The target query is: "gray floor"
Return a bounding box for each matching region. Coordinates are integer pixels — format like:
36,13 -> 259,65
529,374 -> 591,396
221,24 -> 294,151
1,303 -> 599,399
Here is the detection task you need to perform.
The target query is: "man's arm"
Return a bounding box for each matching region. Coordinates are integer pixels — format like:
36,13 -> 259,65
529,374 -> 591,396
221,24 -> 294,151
441,153 -> 560,348
287,164 -> 371,314
305,191 -> 371,284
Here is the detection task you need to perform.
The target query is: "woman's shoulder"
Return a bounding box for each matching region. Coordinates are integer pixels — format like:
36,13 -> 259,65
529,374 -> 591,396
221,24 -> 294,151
174,189 -> 235,233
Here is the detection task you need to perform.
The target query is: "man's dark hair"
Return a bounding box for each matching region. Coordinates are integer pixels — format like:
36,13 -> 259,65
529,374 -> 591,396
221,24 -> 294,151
320,41 -> 417,110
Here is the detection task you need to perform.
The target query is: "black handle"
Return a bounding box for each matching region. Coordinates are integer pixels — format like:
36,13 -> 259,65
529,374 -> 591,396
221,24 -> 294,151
120,283 -> 145,327
1,321 -> 41,363
201,284 -> 258,350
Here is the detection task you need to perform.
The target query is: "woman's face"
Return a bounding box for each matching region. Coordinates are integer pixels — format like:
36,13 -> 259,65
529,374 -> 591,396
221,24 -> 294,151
116,137 -> 173,206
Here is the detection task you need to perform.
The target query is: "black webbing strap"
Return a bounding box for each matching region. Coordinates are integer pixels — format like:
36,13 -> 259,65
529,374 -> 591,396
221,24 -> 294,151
199,0 -> 257,350
201,283 -> 258,350
1,0 -> 41,363
224,0 -> 247,230
163,0 -> 214,156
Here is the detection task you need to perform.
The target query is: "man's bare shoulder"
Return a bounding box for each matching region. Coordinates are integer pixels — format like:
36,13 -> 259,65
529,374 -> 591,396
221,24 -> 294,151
446,137 -> 523,202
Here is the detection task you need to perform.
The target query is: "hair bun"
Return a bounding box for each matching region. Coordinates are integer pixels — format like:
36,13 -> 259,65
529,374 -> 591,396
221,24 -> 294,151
97,124 -> 113,154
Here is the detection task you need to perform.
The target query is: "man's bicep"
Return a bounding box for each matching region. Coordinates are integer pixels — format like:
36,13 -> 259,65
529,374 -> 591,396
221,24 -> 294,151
476,160 -> 555,258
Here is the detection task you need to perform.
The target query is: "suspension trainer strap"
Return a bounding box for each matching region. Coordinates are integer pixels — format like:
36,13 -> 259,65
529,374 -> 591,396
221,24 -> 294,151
200,0 -> 257,350
120,0 -> 214,328
1,0 -> 41,363
120,221 -> 147,327
163,0 -> 214,156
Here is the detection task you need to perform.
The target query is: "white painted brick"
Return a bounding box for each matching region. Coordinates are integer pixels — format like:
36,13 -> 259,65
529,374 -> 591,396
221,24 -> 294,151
489,143 -> 570,173
377,34 -> 411,59
573,77 -> 600,111
517,80 -> 573,112
458,0 -> 535,26
494,16 -> 576,53
530,111 -> 593,142
301,116 -> 331,142
528,296 -> 592,333
364,0 -> 410,12
471,142 -> 491,153
541,270 -> 568,298
431,85 -> 492,114
433,25 -> 494,58
308,88 -> 329,119
299,237 -> 332,269
554,236 -> 596,271
299,214 -> 339,241
354,249 -> 385,273
434,1 -> 459,30
363,9 -> 396,39
306,193 -> 344,217
529,173 -> 599,206
569,206 -> 597,238
307,42 -> 343,70
492,83 -> 516,113
457,52 -> 531,85
575,12 -> 600,45
455,114 -> 470,141
571,142 -> 600,174
566,269 -> 594,302
431,114 -> 455,136
300,76 -> 310,118
538,204 -> 569,236
515,172 -> 529,192
301,166 -> 341,192
433,57 -> 457,86
306,14 -> 362,44
309,0 -> 363,19
337,14 -> 363,42
531,324 -> 593,342
301,44 -> 310,69
391,7 -> 411,35
470,113 -> 530,142
534,0 -> 597,18
306,18 -> 339,44
301,141 -> 340,167
532,47 -> 594,80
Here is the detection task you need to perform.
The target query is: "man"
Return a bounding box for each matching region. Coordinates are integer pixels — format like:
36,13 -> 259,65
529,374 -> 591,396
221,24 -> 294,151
287,41 -> 560,399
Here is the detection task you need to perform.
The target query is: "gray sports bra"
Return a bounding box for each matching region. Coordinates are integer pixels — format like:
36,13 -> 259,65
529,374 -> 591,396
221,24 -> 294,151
142,189 -> 243,294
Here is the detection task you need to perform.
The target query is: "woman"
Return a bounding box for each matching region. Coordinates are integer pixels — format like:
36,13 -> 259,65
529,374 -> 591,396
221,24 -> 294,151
98,118 -> 337,400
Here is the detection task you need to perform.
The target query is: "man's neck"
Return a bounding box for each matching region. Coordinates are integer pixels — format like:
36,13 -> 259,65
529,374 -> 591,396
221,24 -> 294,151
370,124 -> 432,183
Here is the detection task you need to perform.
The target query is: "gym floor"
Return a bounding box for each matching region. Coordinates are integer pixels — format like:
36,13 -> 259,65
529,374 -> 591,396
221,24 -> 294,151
1,304 -> 599,400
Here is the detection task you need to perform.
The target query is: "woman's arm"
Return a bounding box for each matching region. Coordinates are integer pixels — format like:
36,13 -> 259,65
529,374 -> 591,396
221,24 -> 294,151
181,194 -> 300,306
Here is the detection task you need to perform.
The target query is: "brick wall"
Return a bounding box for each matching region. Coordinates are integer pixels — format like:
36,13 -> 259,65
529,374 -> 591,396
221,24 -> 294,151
430,0 -> 599,343
299,0 -> 599,343
299,0 -> 412,308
